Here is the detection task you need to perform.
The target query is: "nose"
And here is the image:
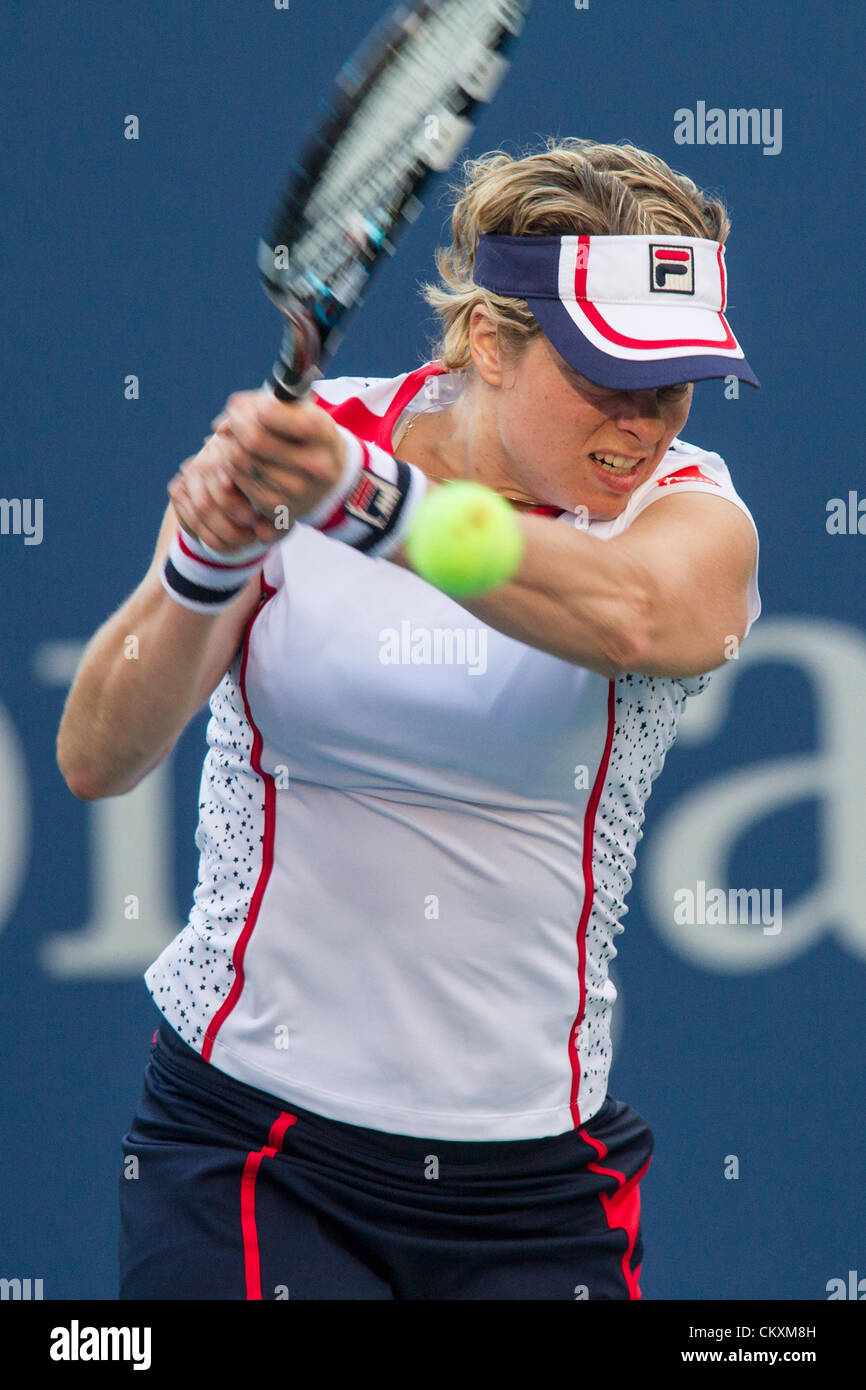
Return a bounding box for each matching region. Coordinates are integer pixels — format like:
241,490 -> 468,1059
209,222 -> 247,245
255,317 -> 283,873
608,392 -> 668,447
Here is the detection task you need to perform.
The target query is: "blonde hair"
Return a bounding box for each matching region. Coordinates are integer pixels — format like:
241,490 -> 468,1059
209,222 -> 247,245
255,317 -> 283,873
421,137 -> 732,373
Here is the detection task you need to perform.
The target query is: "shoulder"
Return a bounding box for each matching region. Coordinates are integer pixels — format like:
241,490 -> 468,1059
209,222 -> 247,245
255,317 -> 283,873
641,436 -> 735,497
613,436 -> 759,545
615,436 -> 762,645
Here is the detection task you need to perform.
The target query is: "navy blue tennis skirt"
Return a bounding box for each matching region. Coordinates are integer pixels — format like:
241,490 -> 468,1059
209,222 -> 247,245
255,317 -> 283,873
118,1014 -> 654,1300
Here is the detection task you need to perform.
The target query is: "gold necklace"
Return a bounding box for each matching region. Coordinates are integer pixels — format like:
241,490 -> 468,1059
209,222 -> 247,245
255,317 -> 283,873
399,412 -> 418,439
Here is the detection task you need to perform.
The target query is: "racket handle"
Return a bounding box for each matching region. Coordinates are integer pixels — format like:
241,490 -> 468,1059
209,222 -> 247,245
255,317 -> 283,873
268,301 -> 323,404
269,374 -> 311,404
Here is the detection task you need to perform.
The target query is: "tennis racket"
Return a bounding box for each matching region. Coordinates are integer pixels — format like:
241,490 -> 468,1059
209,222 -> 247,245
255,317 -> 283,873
257,0 -> 534,402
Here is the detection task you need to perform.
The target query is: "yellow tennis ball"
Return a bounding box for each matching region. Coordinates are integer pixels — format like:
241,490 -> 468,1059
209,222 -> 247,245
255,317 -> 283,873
405,481 -> 525,597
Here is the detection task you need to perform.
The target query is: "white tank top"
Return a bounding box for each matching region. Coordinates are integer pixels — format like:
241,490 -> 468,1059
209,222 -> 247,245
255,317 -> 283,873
145,363 -> 761,1139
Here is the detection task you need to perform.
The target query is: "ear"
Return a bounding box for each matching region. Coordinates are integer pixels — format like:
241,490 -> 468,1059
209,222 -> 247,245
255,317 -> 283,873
467,305 -> 507,387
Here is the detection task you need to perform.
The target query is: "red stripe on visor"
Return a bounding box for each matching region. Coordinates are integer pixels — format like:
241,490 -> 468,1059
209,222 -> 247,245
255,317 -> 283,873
573,236 -> 738,353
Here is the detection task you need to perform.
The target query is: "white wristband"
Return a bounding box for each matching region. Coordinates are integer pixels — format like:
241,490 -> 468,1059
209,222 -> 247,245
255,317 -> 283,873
302,423 -> 429,559
301,427 -> 368,528
160,528 -> 272,613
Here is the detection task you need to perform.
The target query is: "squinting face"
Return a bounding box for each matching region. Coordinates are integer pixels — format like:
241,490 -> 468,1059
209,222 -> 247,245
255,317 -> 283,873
494,332 -> 694,520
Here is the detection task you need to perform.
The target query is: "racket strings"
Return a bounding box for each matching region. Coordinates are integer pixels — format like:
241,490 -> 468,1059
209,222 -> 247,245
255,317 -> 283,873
286,0 -> 524,275
263,0 -> 531,348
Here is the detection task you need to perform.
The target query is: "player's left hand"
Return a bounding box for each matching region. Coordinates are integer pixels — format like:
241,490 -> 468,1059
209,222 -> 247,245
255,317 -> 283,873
213,389 -> 349,525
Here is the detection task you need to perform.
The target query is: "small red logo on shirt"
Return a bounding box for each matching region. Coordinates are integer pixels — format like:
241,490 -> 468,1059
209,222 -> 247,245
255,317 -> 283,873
656,464 -> 720,488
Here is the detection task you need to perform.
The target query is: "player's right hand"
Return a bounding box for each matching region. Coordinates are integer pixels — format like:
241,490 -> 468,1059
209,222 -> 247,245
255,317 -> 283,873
167,424 -> 292,554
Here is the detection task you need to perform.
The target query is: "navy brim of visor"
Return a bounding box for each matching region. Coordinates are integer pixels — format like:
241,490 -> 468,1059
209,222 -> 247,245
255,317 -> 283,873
525,294 -> 761,391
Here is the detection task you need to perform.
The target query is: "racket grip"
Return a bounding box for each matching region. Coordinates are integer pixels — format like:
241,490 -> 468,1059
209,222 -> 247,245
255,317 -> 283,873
269,370 -> 311,404
268,302 -> 323,402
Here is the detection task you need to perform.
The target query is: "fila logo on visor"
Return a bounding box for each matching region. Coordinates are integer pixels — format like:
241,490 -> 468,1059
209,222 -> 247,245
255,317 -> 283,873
649,244 -> 695,295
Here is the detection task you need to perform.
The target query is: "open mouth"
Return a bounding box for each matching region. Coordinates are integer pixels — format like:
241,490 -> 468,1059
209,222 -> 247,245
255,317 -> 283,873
589,451 -> 644,475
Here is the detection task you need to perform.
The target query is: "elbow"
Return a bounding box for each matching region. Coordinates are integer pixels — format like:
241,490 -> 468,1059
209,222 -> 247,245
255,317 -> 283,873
59,768 -> 103,802
64,777 -> 106,802
59,761 -> 138,802
57,729 -> 172,801
56,732 -> 122,802
57,743 -> 106,801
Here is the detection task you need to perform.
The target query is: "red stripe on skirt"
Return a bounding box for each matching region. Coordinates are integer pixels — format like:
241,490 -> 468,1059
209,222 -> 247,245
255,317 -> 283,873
241,1111 -> 298,1300
579,1126 -> 651,1300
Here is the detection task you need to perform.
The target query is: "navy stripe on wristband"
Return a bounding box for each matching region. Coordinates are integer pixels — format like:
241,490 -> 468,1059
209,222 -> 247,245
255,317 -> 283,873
303,426 -> 428,559
352,458 -> 414,555
160,528 -> 272,614
162,558 -> 246,608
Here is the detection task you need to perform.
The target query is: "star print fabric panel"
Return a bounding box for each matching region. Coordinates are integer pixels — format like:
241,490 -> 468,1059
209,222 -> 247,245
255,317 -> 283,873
145,659 -> 255,1045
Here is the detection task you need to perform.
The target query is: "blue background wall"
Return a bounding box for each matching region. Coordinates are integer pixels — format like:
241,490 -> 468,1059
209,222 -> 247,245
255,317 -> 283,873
2,0 -> 864,1299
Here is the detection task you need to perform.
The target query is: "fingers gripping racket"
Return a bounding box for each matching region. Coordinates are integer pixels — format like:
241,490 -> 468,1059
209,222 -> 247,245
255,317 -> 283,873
258,0 -> 534,403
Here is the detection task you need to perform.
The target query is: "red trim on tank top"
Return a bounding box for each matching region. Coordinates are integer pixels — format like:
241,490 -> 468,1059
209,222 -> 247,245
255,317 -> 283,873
202,574 -> 279,1063
569,679 -> 616,1126
310,362 -> 447,452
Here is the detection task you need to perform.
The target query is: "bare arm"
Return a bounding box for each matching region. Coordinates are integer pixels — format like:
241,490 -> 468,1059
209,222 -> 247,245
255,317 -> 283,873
393,490 -> 757,680
56,501 -> 263,801
57,394 -> 353,801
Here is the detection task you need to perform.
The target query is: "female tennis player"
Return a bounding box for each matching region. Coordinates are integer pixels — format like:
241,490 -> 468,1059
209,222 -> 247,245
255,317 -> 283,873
58,138 -> 761,1300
